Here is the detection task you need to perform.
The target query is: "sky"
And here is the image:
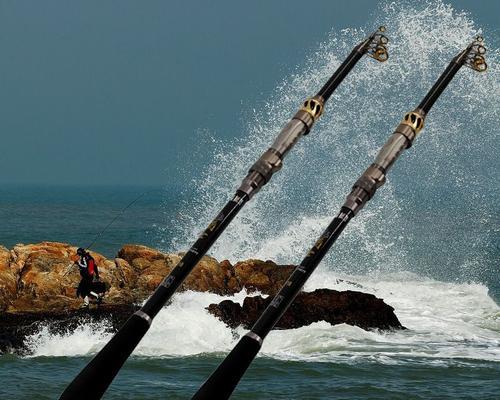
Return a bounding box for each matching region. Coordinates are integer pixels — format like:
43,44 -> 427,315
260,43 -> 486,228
0,0 -> 498,186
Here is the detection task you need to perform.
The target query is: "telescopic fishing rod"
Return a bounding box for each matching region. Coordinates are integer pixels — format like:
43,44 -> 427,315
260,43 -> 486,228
192,36 -> 487,400
59,27 -> 389,400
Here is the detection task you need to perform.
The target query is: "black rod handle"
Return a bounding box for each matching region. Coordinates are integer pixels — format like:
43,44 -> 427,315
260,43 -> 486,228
59,195 -> 246,399
59,313 -> 150,400
192,334 -> 262,400
191,211 -> 352,400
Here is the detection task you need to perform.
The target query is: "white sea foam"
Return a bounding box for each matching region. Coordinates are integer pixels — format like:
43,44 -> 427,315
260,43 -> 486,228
26,0 -> 500,363
25,321 -> 114,357
26,275 -> 499,363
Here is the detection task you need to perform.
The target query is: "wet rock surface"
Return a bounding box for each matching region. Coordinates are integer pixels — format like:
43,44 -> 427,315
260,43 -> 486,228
0,304 -> 139,354
207,288 -> 405,331
0,242 -> 295,314
0,242 -> 404,353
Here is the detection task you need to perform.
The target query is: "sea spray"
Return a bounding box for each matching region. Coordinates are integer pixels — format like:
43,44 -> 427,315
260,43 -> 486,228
168,0 -> 499,288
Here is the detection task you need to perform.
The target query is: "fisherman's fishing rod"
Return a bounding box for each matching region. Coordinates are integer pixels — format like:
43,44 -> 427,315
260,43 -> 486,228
192,37 -> 487,400
85,191 -> 151,251
62,191 -> 151,276
59,27 -> 389,399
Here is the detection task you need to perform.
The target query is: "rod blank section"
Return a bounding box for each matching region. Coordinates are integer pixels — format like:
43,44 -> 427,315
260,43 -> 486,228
417,61 -> 461,114
192,335 -> 262,400
59,313 -> 150,400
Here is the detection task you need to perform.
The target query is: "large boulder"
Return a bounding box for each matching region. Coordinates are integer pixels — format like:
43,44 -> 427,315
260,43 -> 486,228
116,245 -> 295,296
207,289 -> 405,331
232,259 -> 295,295
0,246 -> 16,312
0,242 -> 405,333
6,242 -> 139,312
0,242 -> 301,313
118,244 -> 237,295
11,242 -> 80,312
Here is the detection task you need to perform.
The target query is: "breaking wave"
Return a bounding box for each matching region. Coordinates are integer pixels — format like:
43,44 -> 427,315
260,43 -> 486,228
26,277 -> 499,363
26,0 -> 500,363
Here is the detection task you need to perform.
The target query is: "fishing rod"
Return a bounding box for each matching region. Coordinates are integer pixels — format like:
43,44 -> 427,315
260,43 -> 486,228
62,191 -> 151,276
59,27 -> 389,399
192,36 -> 487,400
85,191 -> 150,251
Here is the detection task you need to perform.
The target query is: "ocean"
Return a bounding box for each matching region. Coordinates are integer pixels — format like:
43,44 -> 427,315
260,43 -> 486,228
1,1 -> 499,399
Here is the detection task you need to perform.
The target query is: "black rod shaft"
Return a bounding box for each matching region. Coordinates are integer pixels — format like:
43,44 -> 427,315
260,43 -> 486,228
192,210 -> 352,400
59,27 -> 389,400
317,26 -> 388,101
317,49 -> 364,101
191,37 -> 486,400
417,60 -> 461,114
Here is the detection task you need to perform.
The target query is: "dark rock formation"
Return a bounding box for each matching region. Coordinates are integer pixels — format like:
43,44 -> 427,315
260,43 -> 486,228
0,304 -> 139,354
207,289 -> 405,331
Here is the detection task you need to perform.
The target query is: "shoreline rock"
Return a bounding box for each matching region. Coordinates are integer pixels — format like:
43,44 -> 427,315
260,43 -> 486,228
0,242 -> 296,314
0,242 -> 405,353
207,289 -> 405,331
0,304 -> 140,354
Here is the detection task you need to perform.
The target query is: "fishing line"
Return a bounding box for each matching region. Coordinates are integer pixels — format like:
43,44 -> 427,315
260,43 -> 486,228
62,190 -> 154,276
85,190 -> 153,251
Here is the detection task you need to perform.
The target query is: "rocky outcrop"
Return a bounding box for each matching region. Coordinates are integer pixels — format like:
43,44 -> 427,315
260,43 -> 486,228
0,242 -> 296,313
207,289 -> 405,331
0,242 -> 404,353
0,245 -> 16,312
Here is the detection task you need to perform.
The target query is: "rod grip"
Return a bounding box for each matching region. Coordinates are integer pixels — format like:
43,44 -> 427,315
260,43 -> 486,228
192,335 -> 262,400
59,313 -> 151,400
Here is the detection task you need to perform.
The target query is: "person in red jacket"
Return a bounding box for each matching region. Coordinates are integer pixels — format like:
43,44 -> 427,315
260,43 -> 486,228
76,247 -> 104,308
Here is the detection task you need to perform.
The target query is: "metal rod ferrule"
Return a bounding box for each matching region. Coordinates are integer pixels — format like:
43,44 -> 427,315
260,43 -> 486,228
238,27 -> 389,200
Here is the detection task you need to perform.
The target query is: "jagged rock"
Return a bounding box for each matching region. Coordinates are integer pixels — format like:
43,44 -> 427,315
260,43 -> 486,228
118,244 -> 236,295
116,244 -> 294,296
6,242 -> 137,312
0,246 -> 16,312
0,242 -> 299,314
0,304 -> 139,354
207,289 -> 405,331
232,259 -> 295,295
0,242 -> 405,353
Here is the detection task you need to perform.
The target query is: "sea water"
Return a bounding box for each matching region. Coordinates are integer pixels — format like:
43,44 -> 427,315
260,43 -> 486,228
1,1 -> 499,398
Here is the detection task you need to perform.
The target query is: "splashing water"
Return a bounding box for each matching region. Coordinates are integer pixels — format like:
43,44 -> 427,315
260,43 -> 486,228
26,277 -> 499,363
167,0 -> 499,290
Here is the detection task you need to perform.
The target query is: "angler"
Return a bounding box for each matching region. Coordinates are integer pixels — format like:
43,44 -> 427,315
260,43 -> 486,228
75,247 -> 105,309
192,37 -> 487,400
59,27 -> 389,399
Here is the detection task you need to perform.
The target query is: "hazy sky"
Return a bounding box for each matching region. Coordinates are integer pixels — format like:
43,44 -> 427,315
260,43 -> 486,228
1,0 -> 498,186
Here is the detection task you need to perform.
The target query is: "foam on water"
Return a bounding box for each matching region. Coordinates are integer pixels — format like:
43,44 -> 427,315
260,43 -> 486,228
25,321 -> 114,357
26,276 -> 499,363
26,0 -> 500,363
